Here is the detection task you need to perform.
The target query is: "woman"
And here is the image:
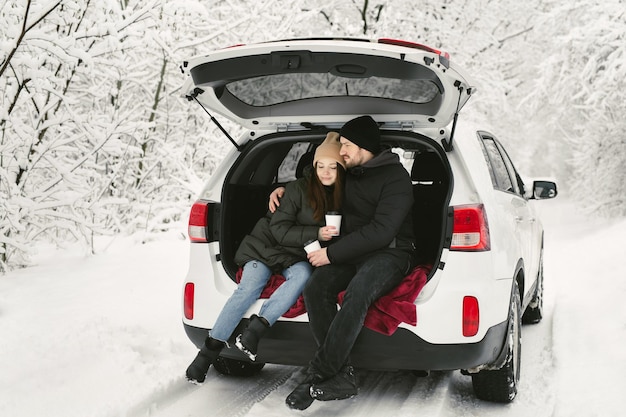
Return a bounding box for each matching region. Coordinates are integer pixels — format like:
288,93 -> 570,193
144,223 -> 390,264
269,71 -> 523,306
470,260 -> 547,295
186,132 -> 346,383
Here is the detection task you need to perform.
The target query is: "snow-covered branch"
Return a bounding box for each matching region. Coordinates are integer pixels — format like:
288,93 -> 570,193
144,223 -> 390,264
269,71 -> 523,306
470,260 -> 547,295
1,0 -> 624,271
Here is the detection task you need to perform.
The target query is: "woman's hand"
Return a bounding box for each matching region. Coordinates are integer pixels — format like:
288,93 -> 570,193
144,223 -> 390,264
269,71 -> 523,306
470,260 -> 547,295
318,226 -> 338,241
268,187 -> 285,213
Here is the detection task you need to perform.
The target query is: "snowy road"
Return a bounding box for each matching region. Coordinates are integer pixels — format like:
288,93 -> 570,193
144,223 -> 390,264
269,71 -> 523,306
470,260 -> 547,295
126,324 -> 556,417
125,280 -> 558,417
2,199 -> 623,417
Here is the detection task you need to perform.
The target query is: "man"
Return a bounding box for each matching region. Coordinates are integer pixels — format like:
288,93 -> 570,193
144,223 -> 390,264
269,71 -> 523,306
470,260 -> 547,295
271,115 -> 416,410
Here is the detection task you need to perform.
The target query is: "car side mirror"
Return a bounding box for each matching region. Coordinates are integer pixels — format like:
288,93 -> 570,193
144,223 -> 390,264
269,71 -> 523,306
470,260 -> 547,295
532,180 -> 557,200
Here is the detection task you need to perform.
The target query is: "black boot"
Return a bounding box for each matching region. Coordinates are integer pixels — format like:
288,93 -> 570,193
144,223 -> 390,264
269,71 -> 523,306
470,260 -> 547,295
235,314 -> 270,361
285,368 -> 324,411
310,365 -> 358,401
185,337 -> 224,383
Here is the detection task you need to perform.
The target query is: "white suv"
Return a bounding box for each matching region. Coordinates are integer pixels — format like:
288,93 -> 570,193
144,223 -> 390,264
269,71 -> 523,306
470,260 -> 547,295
180,38 -> 557,403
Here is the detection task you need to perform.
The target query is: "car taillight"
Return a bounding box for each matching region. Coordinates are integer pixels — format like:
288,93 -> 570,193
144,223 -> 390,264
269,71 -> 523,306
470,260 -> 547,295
451,204 -> 491,251
188,200 -> 214,243
184,283 -> 194,320
463,296 -> 479,337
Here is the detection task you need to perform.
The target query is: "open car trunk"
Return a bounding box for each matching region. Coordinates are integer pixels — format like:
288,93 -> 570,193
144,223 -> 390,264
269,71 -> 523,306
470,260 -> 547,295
218,130 -> 452,280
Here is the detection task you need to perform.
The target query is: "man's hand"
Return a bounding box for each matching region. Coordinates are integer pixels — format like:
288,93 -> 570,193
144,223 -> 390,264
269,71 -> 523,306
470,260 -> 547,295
307,247 -> 330,267
269,187 -> 285,213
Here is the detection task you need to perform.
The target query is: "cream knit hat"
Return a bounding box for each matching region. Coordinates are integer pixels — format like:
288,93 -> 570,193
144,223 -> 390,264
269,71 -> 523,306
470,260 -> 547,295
313,132 -> 345,169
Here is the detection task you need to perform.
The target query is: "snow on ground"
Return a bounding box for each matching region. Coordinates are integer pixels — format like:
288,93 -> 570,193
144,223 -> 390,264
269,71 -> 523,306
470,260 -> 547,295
0,198 -> 624,417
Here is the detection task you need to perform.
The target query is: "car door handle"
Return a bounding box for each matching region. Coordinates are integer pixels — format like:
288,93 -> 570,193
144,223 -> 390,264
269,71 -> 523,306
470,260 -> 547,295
515,216 -> 523,222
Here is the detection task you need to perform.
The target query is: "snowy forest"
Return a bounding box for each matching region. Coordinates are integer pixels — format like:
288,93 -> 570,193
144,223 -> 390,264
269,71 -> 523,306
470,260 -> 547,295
1,0 -> 624,272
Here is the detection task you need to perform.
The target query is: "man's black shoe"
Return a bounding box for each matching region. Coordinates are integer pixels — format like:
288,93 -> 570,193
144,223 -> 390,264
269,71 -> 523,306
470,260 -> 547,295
285,369 -> 323,410
310,365 -> 358,401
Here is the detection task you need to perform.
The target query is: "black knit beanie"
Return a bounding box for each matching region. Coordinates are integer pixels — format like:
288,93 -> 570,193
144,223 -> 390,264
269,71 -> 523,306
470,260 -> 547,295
339,115 -> 381,154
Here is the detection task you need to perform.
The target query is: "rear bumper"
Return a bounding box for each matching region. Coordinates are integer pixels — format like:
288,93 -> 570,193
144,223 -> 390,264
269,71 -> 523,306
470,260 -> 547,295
184,319 -> 507,371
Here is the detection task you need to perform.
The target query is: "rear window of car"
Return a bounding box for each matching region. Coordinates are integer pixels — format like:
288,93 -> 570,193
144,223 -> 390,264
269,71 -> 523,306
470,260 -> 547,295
226,73 -> 440,107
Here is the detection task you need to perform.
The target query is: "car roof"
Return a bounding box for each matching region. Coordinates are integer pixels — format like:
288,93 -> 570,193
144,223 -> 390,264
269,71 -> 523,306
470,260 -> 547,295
181,38 -> 475,131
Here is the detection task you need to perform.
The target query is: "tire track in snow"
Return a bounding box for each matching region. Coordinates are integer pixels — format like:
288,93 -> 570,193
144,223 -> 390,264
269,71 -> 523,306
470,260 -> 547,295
541,241 -> 568,417
246,368 -> 455,417
123,365 -> 295,417
217,367 -> 295,417
122,377 -> 203,417
394,370 -> 455,416
309,369 -> 419,416
351,369 -> 454,416
536,298 -> 558,417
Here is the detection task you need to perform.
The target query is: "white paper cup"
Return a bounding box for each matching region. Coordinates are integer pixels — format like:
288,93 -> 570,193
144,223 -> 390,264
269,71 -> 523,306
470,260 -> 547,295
325,212 -> 342,236
304,239 -> 322,254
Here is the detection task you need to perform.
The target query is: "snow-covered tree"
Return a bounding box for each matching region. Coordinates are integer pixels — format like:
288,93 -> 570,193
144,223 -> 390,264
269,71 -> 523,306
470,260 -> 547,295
0,0 -> 218,270
521,0 -> 626,216
1,0 -> 623,271
0,0 -> 112,269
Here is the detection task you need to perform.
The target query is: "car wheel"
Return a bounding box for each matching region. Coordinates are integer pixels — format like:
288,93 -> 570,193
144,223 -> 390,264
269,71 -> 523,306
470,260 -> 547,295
471,281 -> 521,403
212,356 -> 265,377
522,245 -> 544,324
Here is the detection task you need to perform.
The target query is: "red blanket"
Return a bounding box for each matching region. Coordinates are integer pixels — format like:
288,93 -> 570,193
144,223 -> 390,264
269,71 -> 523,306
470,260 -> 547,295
236,264 -> 431,336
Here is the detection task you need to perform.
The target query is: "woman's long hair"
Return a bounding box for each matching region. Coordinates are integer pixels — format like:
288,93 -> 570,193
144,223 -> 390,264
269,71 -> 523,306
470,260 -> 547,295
307,164 -> 346,222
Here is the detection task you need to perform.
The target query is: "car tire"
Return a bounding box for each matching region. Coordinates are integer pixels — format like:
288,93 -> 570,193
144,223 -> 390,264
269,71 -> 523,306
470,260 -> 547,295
212,356 -> 265,377
522,245 -> 544,324
471,281 -> 521,403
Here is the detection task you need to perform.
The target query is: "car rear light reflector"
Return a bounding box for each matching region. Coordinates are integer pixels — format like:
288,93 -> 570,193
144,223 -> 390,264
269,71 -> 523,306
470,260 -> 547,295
463,296 -> 479,337
184,283 -> 194,320
451,204 -> 491,251
188,200 -> 210,243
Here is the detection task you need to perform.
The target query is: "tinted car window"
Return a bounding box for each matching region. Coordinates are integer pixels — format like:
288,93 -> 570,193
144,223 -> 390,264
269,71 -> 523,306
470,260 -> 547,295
481,137 -> 515,193
497,142 -> 525,196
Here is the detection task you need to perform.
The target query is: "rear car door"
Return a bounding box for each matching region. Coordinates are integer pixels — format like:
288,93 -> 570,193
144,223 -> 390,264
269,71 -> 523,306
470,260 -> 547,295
479,133 -> 534,280
180,38 -> 474,133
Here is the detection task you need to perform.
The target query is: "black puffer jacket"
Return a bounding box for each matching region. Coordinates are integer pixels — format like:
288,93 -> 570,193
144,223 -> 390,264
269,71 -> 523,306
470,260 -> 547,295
234,177 -> 323,272
326,149 -> 416,272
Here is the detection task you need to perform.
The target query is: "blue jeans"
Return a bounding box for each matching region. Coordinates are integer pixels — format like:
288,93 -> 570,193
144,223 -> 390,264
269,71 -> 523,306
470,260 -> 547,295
209,260 -> 312,342
304,252 -> 409,378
